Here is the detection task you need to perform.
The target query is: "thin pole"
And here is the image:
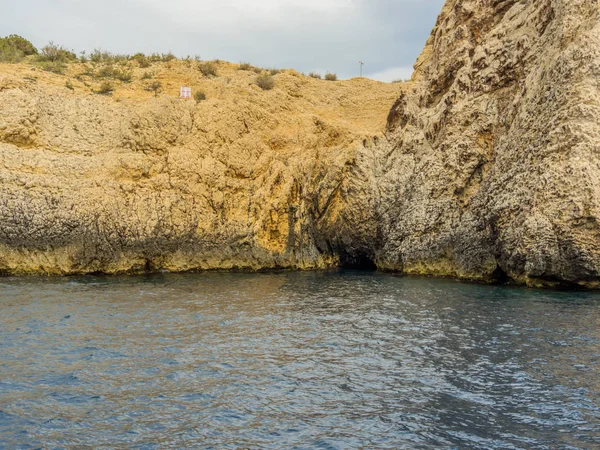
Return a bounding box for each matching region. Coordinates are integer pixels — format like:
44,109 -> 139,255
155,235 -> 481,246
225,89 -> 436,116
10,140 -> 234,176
359,61 -> 364,78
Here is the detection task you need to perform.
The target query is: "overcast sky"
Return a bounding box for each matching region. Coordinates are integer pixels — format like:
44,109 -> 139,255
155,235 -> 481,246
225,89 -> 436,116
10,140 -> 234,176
1,0 -> 444,81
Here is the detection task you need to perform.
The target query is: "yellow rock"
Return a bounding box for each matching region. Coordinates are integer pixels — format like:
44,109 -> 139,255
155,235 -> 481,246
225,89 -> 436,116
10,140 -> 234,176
0,60 -> 400,275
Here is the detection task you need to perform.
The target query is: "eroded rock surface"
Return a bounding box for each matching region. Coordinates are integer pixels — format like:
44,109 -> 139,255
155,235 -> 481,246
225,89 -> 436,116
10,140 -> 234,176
376,0 -> 600,287
0,64 -> 398,274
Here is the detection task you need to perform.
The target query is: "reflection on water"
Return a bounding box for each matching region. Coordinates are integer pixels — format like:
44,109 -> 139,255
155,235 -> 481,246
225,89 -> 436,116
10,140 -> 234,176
1,271 -> 600,449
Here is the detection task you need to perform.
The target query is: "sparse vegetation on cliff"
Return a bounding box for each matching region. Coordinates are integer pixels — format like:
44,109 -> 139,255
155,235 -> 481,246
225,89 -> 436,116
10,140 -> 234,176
5,35 -> 37,55
0,35 -> 37,62
38,42 -> 77,63
90,49 -> 128,64
199,62 -> 218,77
33,42 -> 77,74
256,73 -> 275,90
0,43 -> 24,63
145,80 -> 163,97
96,81 -> 114,95
194,90 -> 206,103
96,65 -> 133,82
161,52 -> 176,63
0,34 -> 353,96
0,35 -> 353,99
133,53 -> 152,68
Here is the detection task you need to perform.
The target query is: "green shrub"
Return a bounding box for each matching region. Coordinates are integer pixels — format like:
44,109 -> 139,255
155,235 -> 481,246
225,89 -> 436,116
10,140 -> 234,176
35,42 -> 76,74
194,90 -> 206,103
239,62 -> 251,71
65,80 -> 74,90
0,35 -> 37,61
112,54 -> 131,63
145,80 -> 162,97
7,35 -> 37,55
95,65 -> 132,82
0,41 -> 24,62
114,68 -> 132,82
141,71 -> 153,80
199,62 -> 218,77
253,66 -> 262,74
81,65 -> 95,76
96,81 -> 114,95
38,42 -> 77,62
161,52 -> 176,62
96,65 -> 115,78
132,53 -> 151,68
256,73 -> 275,91
89,49 -> 104,63
325,72 -> 337,81
308,72 -> 322,79
90,49 -> 130,65
269,68 -> 280,76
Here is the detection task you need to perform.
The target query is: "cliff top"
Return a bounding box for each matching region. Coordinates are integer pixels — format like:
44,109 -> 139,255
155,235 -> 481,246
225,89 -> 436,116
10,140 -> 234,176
0,56 -> 402,142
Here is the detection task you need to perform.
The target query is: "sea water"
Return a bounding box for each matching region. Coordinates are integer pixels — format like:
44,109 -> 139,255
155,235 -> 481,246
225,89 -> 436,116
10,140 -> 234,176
1,271 -> 599,449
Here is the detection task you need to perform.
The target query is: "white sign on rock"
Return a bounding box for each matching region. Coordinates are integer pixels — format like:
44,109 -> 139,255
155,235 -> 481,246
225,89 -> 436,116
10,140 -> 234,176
180,87 -> 192,99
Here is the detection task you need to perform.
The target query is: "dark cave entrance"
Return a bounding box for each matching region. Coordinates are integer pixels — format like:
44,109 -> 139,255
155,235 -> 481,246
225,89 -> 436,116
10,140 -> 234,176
492,264 -> 509,284
339,251 -> 377,271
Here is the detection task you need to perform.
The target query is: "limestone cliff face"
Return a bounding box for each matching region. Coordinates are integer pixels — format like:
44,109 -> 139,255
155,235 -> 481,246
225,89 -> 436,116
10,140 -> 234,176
0,64 -> 398,274
1,0 -> 599,288
376,0 -> 600,287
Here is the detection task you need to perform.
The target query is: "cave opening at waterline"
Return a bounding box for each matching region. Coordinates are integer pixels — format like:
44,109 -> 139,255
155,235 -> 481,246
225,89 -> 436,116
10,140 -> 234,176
339,251 -> 377,271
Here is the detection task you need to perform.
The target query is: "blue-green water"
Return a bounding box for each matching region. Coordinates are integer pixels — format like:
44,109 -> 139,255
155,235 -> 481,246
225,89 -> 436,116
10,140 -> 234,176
1,271 -> 600,449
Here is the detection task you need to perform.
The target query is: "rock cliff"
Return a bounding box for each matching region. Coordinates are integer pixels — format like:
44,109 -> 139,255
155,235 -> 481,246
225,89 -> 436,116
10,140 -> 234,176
0,62 -> 399,274
376,0 -> 600,288
1,0 -> 599,288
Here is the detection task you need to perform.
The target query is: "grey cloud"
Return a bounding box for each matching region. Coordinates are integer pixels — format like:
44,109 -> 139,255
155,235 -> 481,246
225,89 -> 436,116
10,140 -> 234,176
0,0 -> 445,79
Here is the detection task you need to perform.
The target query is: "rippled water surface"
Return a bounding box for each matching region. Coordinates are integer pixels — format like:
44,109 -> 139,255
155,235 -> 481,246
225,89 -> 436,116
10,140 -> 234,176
1,272 -> 600,449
